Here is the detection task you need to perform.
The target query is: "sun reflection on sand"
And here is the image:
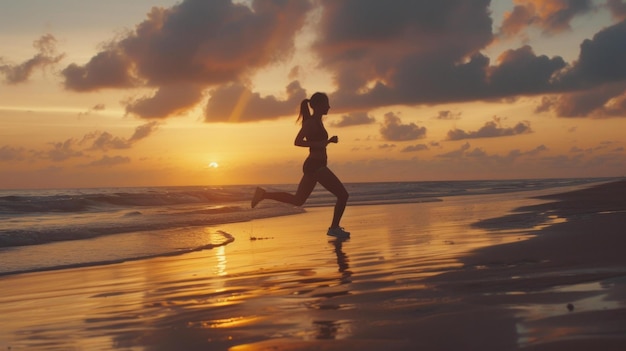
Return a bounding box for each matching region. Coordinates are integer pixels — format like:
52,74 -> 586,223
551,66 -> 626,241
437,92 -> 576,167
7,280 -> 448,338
215,245 -> 228,276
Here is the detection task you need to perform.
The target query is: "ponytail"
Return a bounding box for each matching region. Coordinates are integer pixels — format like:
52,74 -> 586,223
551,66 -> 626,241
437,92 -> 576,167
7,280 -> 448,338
297,92 -> 328,124
297,99 -> 311,124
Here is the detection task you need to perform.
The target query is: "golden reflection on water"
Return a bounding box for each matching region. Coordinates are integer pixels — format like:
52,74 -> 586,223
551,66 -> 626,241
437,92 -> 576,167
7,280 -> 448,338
215,245 -> 228,276
3,190 -> 613,350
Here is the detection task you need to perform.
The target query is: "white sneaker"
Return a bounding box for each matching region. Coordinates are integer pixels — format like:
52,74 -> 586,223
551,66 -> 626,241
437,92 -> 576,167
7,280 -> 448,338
251,187 -> 265,208
327,227 -> 350,238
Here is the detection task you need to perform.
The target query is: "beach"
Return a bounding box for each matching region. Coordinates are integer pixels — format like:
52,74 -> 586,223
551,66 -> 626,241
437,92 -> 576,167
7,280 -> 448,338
1,180 -> 625,350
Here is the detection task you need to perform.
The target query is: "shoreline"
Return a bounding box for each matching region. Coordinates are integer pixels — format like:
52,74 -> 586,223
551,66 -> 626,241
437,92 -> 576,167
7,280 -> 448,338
1,181 -> 625,350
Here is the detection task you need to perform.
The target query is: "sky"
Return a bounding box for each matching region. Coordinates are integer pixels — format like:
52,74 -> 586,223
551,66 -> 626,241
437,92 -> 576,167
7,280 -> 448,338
1,0 -> 626,189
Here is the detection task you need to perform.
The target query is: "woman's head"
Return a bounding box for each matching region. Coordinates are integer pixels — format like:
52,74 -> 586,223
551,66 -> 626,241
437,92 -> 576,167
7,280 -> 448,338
298,92 -> 329,123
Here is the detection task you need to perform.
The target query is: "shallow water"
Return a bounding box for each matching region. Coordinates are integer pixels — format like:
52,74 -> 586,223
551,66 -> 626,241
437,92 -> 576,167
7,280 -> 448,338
1,186 -> 624,350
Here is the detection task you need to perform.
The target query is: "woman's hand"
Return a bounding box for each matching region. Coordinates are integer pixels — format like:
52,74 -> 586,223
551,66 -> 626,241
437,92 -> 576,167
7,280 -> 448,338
328,135 -> 339,144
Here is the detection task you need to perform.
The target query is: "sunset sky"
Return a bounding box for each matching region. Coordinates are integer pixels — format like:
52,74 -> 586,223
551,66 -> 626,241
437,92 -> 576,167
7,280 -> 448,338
1,0 -> 626,189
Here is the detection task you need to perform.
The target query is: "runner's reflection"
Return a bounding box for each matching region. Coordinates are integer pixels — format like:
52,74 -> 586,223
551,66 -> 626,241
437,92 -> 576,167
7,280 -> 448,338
332,238 -> 352,284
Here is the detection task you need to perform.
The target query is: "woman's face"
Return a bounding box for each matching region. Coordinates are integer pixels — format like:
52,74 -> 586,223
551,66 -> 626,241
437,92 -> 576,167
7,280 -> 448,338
314,98 -> 331,115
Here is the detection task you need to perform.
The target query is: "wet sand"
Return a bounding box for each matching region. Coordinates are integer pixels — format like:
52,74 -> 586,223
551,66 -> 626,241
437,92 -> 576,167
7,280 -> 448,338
1,181 -> 625,350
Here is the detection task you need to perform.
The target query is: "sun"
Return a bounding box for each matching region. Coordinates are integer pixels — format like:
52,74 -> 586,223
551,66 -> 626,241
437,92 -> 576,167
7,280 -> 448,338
208,162 -> 219,168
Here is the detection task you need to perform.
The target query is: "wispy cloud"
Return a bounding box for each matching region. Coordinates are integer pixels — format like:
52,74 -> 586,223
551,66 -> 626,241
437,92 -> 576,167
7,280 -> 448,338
446,117 -> 532,141
330,112 -> 376,127
82,155 -> 131,168
0,34 -> 65,84
498,0 -> 594,38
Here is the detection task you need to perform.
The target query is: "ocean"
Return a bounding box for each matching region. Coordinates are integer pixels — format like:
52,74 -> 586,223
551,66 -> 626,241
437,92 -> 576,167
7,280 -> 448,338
0,178 -> 613,276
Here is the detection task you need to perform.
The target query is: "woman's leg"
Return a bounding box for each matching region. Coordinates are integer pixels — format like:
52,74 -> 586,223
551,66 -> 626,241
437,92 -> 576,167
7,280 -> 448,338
315,167 -> 349,228
262,173 -> 317,206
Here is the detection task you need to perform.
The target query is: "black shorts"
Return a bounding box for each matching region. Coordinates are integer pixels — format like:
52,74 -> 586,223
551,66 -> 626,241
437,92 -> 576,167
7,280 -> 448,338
303,158 -> 327,175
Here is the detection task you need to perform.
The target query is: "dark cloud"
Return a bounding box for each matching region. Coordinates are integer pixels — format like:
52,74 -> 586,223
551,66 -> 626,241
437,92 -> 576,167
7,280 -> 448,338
488,46 -> 566,95
125,83 -> 205,118
61,0 -> 311,119
330,112 -> 376,127
607,0 -> 626,20
314,1 -> 624,114
557,20 -> 626,87
532,20 -> 626,117
204,81 -> 306,122
318,0 -> 495,108
62,49 -> 136,91
499,0 -> 594,38
536,82 -> 626,117
0,34 -> 64,84
5,0 -> 623,122
379,112 -> 427,141
446,117 -> 532,140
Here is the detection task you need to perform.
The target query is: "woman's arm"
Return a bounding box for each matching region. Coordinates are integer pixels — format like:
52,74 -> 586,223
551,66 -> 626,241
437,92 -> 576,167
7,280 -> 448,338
293,122 -> 335,148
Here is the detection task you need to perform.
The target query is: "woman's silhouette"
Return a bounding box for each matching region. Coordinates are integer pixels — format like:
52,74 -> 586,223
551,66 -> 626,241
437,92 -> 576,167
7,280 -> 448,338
251,92 -> 350,238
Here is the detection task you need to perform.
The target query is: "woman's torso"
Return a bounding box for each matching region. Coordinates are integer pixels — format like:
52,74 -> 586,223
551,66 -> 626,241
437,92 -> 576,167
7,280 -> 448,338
304,118 -> 328,160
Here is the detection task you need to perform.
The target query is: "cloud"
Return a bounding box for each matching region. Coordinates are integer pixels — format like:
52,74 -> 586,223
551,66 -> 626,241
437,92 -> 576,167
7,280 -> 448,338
438,142 -> 547,163
0,34 -> 65,84
82,121 -> 160,151
129,121 -> 160,142
82,155 -> 131,168
83,132 -> 132,151
125,83 -> 205,119
317,1 -> 495,108
435,110 -> 462,120
78,103 -> 106,117
488,45 -> 566,95
536,82 -> 626,117
525,144 -> 549,155
437,142 -> 472,158
61,0 -> 312,118
46,139 -> 84,162
499,0 -> 594,38
204,80 -> 306,122
607,0 -> 626,21
0,146 -> 27,161
4,123 -> 160,163
62,49 -> 136,91
313,1 -> 624,114
5,1 -> 623,123
379,112 -> 427,141
330,112 -> 376,127
557,19 -> 626,87
378,143 -> 396,150
446,117 -> 532,140
401,144 -> 429,152
532,19 -> 626,117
